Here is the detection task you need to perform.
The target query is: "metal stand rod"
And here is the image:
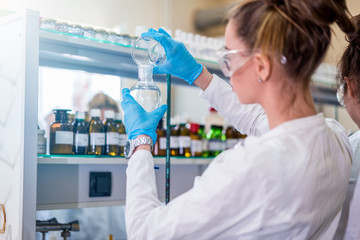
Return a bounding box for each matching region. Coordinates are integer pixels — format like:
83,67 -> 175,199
165,74 -> 171,204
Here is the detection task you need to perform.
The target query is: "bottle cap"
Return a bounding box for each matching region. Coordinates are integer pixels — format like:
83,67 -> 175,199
189,123 -> 199,133
75,111 -> 85,120
90,108 -> 101,117
52,109 -> 70,122
104,110 -> 115,119
115,112 -> 122,121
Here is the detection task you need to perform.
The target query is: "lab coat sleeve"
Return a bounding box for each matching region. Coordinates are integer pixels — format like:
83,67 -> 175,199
200,75 -> 269,136
125,148 -> 258,240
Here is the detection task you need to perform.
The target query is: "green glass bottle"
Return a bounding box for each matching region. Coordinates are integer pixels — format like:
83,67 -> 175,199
104,110 -> 119,156
73,111 -> 88,155
207,125 -> 224,157
88,109 -> 105,155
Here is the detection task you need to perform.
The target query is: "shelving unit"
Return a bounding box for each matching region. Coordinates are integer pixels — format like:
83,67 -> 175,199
0,10 -> 342,239
37,155 -> 213,165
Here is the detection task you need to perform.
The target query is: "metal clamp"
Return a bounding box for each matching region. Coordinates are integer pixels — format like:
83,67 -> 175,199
0,204 -> 6,234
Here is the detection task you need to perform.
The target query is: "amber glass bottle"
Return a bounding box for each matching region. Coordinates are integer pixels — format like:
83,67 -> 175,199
170,125 -> 179,156
178,123 -> 191,157
73,111 -> 88,155
115,113 -> 126,156
104,110 -> 119,156
153,118 -> 166,156
50,109 -> 73,154
225,125 -> 239,150
190,123 -> 202,157
88,109 -> 105,155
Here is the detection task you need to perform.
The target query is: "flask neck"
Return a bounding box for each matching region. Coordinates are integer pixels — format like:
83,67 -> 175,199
138,66 -> 154,82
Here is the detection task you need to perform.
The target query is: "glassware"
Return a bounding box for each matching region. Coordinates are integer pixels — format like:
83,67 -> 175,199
130,37 -> 166,112
178,123 -> 191,157
50,109 -> 73,155
55,21 -> 70,33
73,111 -> 88,155
88,109 -> 105,155
115,113 -> 126,156
68,24 -> 84,36
95,29 -> 108,41
170,125 -> 179,156
40,18 -> 56,30
153,118 -> 166,156
207,125 -> 224,157
83,27 -> 96,39
190,123 -> 202,157
104,110 -> 119,156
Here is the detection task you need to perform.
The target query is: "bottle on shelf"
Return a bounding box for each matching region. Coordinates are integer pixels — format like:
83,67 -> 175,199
178,123 -> 191,157
88,109 -> 105,155
198,124 -> 209,157
204,107 -> 224,133
115,112 -> 126,156
104,110 -> 119,156
73,111 -> 88,155
50,109 -> 73,155
170,125 -> 179,156
153,118 -> 166,156
37,129 -> 47,155
189,123 -> 202,157
225,125 -> 239,150
207,125 -> 224,157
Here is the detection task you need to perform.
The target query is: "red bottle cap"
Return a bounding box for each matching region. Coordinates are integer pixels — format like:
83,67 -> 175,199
190,123 -> 200,133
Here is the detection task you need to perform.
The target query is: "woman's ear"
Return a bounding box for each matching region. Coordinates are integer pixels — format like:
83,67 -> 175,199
344,77 -> 355,98
253,53 -> 271,82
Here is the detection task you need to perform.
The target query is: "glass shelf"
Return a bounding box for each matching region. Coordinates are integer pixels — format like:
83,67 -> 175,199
38,155 -> 213,165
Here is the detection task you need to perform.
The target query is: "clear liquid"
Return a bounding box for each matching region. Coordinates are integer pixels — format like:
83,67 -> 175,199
130,82 -> 161,112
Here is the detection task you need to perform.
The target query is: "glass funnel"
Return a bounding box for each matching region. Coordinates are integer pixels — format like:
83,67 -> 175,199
130,37 -> 166,112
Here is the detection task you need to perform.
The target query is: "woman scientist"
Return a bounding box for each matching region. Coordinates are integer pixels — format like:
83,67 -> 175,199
334,14 -> 360,240
121,0 -> 355,239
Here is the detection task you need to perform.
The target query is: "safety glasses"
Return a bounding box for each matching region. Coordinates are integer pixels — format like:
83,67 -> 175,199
216,46 -> 254,77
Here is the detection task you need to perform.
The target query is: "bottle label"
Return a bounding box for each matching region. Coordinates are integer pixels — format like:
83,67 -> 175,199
37,144 -> 46,155
179,136 -> 191,148
119,134 -> 127,146
226,139 -> 238,149
208,139 -> 223,151
75,133 -> 88,147
202,139 -> 208,151
170,136 -> 179,148
90,132 -> 105,146
106,132 -> 119,145
55,131 -> 73,145
159,137 -> 167,150
191,140 -> 202,153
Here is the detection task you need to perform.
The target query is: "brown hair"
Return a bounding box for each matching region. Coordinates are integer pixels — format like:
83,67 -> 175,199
88,92 -> 119,112
337,15 -> 360,102
229,0 -> 355,88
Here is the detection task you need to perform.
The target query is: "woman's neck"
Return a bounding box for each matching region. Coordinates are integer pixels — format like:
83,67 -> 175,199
261,84 -> 317,129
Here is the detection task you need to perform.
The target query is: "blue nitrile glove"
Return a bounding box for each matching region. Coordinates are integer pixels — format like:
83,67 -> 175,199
141,28 -> 203,85
121,88 -> 167,144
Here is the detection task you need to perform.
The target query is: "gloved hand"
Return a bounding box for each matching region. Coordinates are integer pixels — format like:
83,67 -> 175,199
121,88 -> 167,144
142,28 -> 203,85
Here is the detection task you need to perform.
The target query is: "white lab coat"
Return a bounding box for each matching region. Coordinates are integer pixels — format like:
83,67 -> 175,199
335,130 -> 360,240
125,75 -> 352,240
